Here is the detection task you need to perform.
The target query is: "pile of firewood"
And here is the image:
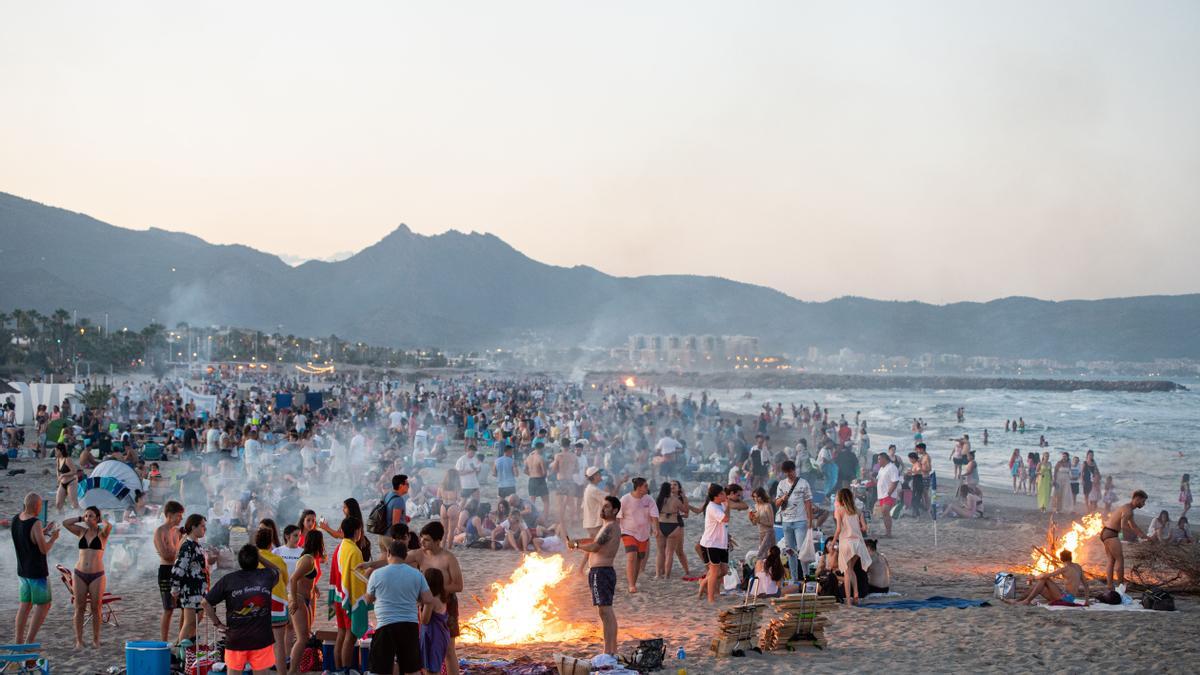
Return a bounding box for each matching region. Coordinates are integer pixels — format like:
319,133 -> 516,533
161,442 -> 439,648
761,593 -> 834,651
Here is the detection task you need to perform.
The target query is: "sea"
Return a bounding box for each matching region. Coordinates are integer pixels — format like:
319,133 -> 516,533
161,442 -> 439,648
665,381 -> 1199,515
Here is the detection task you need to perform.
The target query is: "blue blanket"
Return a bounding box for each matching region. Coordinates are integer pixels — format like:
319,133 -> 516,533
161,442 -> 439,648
860,596 -> 990,611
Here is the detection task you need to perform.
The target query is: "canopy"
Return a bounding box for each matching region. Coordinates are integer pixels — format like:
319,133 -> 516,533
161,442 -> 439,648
78,459 -> 143,509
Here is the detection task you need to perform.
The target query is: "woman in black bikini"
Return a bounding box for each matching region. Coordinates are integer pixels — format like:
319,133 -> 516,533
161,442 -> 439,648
288,531 -> 324,675
54,443 -> 79,512
62,506 -> 111,647
654,481 -> 689,579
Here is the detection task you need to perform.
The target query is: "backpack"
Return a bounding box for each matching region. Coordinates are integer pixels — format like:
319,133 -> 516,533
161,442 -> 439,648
366,494 -> 393,535
1141,588 -> 1175,611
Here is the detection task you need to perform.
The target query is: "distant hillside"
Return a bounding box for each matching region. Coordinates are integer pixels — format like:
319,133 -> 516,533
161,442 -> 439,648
2,191 -> 1198,360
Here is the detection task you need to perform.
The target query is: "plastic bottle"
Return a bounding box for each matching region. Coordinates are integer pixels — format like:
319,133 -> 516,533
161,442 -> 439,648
676,646 -> 687,675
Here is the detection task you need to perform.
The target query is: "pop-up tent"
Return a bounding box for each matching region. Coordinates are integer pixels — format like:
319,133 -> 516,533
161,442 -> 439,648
78,459 -> 144,510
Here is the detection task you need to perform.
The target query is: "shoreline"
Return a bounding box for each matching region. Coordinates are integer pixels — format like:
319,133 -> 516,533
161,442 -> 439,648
587,371 -> 1187,392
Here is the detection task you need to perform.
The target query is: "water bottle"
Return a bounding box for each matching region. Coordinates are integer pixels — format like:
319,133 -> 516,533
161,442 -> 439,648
676,646 -> 687,675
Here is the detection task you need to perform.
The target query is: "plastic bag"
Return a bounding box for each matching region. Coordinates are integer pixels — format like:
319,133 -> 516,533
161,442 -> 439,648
993,572 -> 1016,600
723,567 -> 740,591
798,528 -> 818,565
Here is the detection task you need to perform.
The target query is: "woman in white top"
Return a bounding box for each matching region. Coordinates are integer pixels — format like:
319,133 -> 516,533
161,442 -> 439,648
832,487 -> 871,605
699,483 -> 730,604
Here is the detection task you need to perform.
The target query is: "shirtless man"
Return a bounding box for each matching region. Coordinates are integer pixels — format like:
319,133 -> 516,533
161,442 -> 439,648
1009,549 -> 1089,605
567,496 -> 621,655
419,521 -> 464,675
550,439 -> 580,527
154,500 -> 185,641
1100,490 -> 1148,590
525,441 -> 550,516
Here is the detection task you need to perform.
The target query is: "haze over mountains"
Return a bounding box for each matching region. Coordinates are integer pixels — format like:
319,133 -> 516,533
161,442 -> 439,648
1,191 -> 1197,361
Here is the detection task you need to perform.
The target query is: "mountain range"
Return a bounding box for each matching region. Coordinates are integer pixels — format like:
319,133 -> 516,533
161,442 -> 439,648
1,191 -> 1197,361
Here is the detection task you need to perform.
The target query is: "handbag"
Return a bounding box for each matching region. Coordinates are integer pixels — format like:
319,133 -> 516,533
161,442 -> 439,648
993,572 -> 1017,600
1141,588 -> 1176,611
627,638 -> 665,673
299,636 -> 324,671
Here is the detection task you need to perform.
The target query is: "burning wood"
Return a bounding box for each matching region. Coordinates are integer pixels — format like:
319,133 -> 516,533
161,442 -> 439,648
459,553 -> 586,646
1028,513 -> 1105,574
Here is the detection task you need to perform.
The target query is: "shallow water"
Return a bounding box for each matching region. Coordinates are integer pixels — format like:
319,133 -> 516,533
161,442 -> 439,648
666,381 -> 1199,514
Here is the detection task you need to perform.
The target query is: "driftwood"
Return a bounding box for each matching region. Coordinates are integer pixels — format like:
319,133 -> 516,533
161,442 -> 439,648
1127,541 -> 1200,595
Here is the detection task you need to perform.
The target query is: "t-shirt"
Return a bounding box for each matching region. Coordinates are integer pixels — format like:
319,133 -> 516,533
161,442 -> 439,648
385,492 -> 407,524
774,476 -> 813,523
205,428 -> 220,453
243,439 -> 261,467
581,484 -> 607,530
205,567 -> 277,651
388,411 -> 404,430
272,545 -> 303,576
366,563 -> 430,627
876,463 -> 901,500
654,436 -> 680,456
617,493 -> 659,542
699,502 -> 727,549
495,455 -> 516,489
456,455 -> 481,490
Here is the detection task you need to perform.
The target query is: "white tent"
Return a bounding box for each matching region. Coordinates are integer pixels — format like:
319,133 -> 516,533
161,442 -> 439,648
79,459 -> 144,510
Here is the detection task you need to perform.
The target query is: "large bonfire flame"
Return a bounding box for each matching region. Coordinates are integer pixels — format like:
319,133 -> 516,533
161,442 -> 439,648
1028,513 -> 1105,574
459,554 -> 586,646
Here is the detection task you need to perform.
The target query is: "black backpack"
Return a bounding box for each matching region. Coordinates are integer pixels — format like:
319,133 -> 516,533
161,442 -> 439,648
366,495 -> 392,535
1141,588 -> 1175,611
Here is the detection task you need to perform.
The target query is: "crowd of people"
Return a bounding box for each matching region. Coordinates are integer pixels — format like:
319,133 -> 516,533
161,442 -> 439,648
5,375 -> 1181,673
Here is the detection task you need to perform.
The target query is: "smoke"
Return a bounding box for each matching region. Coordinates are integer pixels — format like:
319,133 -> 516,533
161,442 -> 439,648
161,282 -> 221,329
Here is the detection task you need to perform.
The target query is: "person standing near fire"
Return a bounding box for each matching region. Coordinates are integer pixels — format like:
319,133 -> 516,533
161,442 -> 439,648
567,495 -> 621,656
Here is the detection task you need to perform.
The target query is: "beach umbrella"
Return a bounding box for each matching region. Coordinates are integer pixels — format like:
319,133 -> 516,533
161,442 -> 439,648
78,459 -> 143,510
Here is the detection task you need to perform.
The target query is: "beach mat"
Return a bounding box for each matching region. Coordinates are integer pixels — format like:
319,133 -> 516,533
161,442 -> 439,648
1038,602 -> 1153,612
861,596 -> 990,611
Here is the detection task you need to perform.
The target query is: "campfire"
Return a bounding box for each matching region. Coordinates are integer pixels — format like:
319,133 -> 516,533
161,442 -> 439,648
1027,513 -> 1105,574
459,554 -> 586,646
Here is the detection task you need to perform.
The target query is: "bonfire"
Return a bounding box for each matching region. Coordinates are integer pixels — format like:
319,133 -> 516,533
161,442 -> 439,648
459,554 -> 586,646
1028,512 -> 1104,574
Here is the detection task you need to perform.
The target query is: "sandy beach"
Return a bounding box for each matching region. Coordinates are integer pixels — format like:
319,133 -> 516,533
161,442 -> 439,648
3,415 -> 1198,675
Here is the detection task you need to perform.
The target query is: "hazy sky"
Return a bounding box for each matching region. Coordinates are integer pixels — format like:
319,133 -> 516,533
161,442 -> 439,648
2,1 -> 1198,303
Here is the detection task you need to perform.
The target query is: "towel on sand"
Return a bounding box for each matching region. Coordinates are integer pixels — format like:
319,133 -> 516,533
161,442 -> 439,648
861,596 -> 990,611
1039,602 -> 1152,612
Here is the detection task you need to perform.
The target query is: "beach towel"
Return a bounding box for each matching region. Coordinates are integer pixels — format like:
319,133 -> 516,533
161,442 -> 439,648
1039,602 -> 1152,612
860,596 -> 990,611
337,539 -> 372,637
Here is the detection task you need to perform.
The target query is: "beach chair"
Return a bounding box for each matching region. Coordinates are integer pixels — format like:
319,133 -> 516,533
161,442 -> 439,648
55,564 -> 122,627
0,644 -> 48,674
141,442 -> 164,461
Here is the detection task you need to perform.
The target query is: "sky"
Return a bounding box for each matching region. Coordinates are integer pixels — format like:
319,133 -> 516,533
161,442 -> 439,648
2,1 -> 1198,303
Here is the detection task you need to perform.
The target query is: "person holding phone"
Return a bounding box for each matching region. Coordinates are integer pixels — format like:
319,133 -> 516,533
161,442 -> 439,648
13,492 -> 61,647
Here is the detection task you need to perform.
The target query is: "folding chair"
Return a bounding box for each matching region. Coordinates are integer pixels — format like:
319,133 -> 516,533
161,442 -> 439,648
56,564 -> 122,627
0,643 -> 48,674
141,442 -> 164,461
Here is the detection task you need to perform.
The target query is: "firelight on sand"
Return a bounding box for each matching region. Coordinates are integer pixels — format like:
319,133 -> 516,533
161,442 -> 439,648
460,554 -> 586,645
1029,513 -> 1105,574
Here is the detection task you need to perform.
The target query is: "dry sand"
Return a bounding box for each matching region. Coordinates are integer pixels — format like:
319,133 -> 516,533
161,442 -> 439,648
2,442 -> 1197,674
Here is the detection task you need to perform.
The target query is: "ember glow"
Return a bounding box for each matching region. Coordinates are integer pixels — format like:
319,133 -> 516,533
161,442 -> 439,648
624,376 -> 636,388
459,554 -> 586,645
1028,513 -> 1105,574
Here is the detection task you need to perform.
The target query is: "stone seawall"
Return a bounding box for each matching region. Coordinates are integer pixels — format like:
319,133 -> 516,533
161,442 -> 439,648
585,371 -> 1187,392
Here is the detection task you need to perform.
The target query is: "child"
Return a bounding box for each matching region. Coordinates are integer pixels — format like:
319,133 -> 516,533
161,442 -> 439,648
420,568 -> 451,675
1171,516 -> 1192,544
1101,476 -> 1117,517
1180,474 -> 1192,519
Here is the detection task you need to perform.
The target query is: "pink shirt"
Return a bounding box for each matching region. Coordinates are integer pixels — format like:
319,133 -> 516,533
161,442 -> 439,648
618,493 -> 660,542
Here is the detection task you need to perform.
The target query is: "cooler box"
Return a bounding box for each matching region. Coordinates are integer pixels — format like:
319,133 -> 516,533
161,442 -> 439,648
126,640 -> 170,675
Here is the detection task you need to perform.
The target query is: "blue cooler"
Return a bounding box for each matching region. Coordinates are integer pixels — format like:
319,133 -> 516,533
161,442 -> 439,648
126,640 -> 170,675
357,638 -> 372,672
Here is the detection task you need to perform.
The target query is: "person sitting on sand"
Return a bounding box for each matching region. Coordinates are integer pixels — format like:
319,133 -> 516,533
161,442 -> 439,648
864,539 -> 891,595
1170,516 -> 1192,544
754,546 -> 786,598
1100,490 -> 1148,590
943,484 -> 984,519
1146,510 -> 1171,542
1008,549 -> 1088,606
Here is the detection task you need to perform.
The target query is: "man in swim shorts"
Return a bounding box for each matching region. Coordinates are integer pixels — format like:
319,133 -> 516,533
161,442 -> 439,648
618,477 -> 658,594
1008,549 -> 1089,606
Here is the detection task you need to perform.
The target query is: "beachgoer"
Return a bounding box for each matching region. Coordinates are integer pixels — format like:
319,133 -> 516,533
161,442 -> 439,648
1082,451 -> 1100,511
774,460 -> 815,581
864,539 -> 891,594
418,521 -> 464,675
567,495 -> 621,655
1146,510 -> 1171,542
155,500 -> 185,641
202,544 -> 278,674
13,492 -> 60,648
832,488 -> 871,605
1009,549 -> 1088,606
1180,474 -> 1192,519
365,540 -> 434,675
748,487 -> 776,561
254,527 -> 290,674
170,514 -> 209,644
287,531 -> 324,675
1100,490 -> 1148,590
1170,516 -> 1192,544
420,568 -> 452,675
524,441 -> 550,516
618,477 -> 658,593
655,480 -> 690,579
1036,452 -> 1052,512
54,444 -> 79,512
1009,449 -> 1022,494
699,483 -> 730,604
62,507 -> 111,647
754,546 -> 786,598
493,443 -> 518,499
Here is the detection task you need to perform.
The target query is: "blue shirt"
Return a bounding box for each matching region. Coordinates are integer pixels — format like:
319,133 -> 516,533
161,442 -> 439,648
366,563 -> 429,626
495,455 -> 517,488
